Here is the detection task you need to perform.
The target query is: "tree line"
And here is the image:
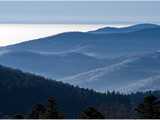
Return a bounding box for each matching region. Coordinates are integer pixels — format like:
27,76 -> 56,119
5,94 -> 160,119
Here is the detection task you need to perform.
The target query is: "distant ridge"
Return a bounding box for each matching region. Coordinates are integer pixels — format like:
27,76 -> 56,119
90,23 -> 160,34
2,24 -> 160,58
1,23 -> 159,50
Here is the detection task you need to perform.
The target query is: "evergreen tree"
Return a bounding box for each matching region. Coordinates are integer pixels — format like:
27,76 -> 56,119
80,107 -> 105,119
30,104 -> 46,119
41,96 -> 62,119
135,95 -> 160,118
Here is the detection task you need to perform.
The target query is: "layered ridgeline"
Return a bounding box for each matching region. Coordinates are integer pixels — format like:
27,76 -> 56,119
1,23 -> 160,92
0,64 -> 160,118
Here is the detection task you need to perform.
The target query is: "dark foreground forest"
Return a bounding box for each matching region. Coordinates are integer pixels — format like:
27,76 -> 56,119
0,65 -> 160,119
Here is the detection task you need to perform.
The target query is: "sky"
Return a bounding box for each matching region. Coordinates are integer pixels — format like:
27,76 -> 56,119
0,1 -> 159,24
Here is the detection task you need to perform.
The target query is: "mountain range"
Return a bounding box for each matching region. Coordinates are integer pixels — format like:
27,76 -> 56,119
0,23 -> 160,92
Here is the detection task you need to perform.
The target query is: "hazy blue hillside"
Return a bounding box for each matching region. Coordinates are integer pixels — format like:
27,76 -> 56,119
62,51 -> 160,92
1,23 -> 160,93
0,50 -> 113,79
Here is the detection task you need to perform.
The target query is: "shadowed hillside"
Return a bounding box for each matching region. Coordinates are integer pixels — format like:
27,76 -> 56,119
0,64 -> 130,118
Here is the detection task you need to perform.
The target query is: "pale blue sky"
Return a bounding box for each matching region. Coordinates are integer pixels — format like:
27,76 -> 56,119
0,1 -> 159,24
